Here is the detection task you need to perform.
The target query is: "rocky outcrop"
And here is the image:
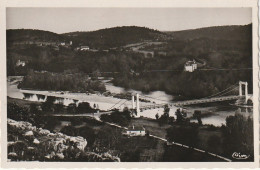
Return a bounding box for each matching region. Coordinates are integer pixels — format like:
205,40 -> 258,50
7,119 -> 120,162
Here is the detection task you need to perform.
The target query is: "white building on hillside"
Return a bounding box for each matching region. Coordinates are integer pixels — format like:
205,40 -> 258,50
184,59 -> 197,72
126,125 -> 145,136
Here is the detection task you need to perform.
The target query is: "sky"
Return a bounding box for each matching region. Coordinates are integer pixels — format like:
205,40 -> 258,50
6,8 -> 252,34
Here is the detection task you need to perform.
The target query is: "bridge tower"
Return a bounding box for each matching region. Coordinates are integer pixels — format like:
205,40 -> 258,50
132,95 -> 135,109
239,81 -> 249,104
132,94 -> 140,117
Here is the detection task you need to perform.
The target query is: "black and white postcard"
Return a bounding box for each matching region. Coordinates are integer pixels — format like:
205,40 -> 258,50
0,0 -> 259,168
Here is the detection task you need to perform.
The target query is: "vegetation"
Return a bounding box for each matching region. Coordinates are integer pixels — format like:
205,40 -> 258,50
7,25 -> 252,99
63,26 -> 167,49
156,105 -> 175,126
169,24 -> 252,41
100,110 -> 131,127
193,110 -> 202,125
221,114 -> 254,161
18,71 -> 106,93
165,113 -> 254,161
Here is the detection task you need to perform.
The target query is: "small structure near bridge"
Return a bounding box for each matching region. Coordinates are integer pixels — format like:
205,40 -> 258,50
126,125 -> 145,136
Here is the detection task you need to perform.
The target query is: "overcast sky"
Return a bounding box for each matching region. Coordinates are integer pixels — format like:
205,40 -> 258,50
6,8 -> 251,34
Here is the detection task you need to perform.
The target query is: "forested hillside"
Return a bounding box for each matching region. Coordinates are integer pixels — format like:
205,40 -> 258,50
63,26 -> 168,49
7,29 -> 67,45
6,24 -> 252,98
167,24 -> 252,41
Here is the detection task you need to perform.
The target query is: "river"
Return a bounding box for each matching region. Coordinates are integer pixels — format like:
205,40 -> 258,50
7,76 -> 252,126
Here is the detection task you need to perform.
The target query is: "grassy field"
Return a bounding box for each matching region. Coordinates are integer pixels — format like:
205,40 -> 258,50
129,117 -> 171,138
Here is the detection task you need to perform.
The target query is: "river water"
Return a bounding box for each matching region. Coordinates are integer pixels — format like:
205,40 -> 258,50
7,76 -> 252,127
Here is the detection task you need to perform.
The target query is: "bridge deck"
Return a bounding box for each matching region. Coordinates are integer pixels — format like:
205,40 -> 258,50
140,95 -> 244,110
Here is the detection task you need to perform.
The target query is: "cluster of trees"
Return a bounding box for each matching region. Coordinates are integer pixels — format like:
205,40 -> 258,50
113,69 -> 252,99
18,71 -> 106,93
7,102 -> 32,122
100,109 -> 131,127
221,114 -> 254,161
155,107 -> 201,126
40,96 -> 95,114
63,26 -> 167,49
165,113 -> 254,161
155,105 -> 174,126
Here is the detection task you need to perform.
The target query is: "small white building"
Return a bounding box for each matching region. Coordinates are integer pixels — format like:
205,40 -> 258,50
126,125 -> 145,136
184,60 -> 197,72
60,42 -> 66,46
16,60 -> 26,67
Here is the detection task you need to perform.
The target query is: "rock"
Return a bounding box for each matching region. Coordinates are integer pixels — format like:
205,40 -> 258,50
33,138 -> 40,144
7,141 -> 15,146
8,152 -> 17,157
24,131 -> 33,136
56,153 -> 64,159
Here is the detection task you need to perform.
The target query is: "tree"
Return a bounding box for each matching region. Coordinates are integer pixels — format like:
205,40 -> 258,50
55,103 -> 64,112
42,96 -> 56,112
155,113 -> 159,120
67,103 -> 77,114
77,102 -> 94,113
7,102 -> 30,121
158,105 -> 170,125
29,103 -> 39,115
175,108 -> 186,123
193,110 -> 202,125
222,114 -> 254,160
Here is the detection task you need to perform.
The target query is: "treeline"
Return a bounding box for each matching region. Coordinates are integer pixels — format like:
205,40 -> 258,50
113,70 -> 252,99
100,110 -> 132,127
165,113 -> 254,161
18,71 -> 106,93
63,26 -> 167,49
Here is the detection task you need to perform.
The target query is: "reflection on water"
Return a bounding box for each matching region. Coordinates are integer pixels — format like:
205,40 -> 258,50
23,93 -> 34,99
36,94 -> 46,101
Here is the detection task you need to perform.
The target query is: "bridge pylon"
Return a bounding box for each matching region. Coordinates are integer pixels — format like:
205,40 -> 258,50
132,93 -> 140,117
239,81 -> 249,104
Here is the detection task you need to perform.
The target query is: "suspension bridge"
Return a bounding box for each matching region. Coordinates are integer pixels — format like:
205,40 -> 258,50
108,81 -> 253,117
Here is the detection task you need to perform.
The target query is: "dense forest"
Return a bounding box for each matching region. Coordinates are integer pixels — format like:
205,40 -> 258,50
168,24 -> 252,41
63,26 -> 168,49
6,29 -> 67,45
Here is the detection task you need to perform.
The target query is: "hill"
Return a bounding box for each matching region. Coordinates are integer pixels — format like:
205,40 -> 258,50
6,29 -> 67,45
167,24 -> 252,41
62,26 -> 168,49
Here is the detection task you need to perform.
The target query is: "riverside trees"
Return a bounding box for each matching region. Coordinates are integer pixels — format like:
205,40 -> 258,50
18,71 -> 106,93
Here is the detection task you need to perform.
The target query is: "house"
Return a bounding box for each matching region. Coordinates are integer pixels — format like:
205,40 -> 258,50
184,59 -> 197,72
126,125 -> 145,136
16,60 -> 26,67
60,42 -> 66,46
